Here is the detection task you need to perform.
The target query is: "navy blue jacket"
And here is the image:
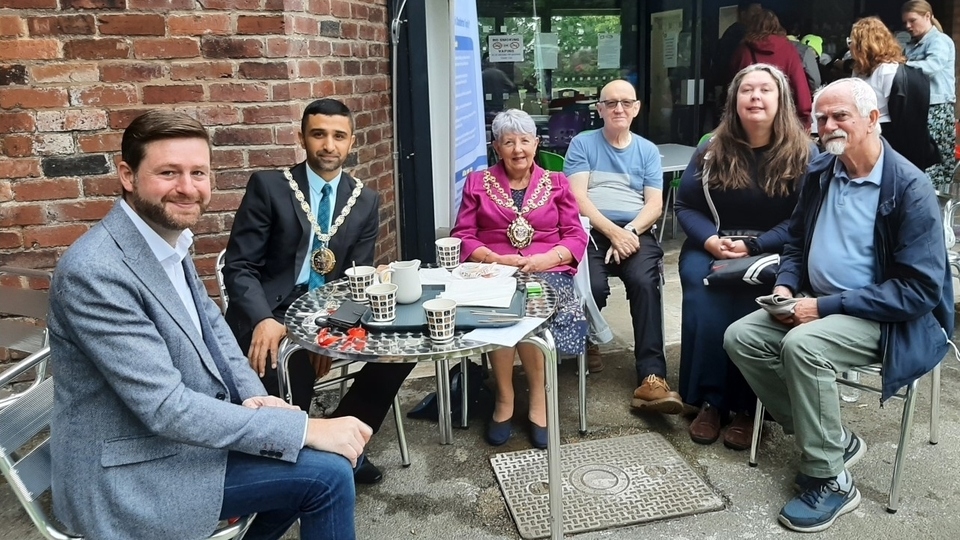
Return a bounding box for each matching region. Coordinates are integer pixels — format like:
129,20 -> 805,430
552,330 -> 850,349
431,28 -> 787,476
776,139 -> 953,401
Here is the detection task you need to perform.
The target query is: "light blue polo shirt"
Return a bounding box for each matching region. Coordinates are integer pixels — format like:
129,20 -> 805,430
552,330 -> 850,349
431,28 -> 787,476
563,129 -> 663,225
807,147 -> 883,296
295,167 -> 341,285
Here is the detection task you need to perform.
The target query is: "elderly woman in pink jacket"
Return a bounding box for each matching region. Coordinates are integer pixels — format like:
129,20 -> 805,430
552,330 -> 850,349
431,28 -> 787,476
451,109 -> 588,449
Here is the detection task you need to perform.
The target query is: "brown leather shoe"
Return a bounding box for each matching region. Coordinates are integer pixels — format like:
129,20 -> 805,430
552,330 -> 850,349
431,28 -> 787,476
723,412 -> 755,451
689,403 -> 721,445
630,375 -> 683,414
587,344 -> 604,373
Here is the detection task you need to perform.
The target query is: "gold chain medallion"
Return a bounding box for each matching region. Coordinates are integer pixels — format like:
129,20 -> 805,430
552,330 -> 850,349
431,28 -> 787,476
311,246 -> 337,274
482,169 -> 552,249
284,169 -> 363,274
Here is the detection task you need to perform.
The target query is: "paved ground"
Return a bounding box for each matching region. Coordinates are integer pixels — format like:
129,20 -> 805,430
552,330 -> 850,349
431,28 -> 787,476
4,235 -> 960,539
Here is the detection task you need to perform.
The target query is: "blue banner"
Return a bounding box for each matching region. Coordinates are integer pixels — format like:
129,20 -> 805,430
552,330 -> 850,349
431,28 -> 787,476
451,1 -> 488,221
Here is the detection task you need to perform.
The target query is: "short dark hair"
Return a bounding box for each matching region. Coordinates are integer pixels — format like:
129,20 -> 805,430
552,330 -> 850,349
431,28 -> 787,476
300,99 -> 354,135
121,110 -> 210,172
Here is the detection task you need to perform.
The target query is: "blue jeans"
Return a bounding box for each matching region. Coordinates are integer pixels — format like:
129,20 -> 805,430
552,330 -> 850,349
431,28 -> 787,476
220,449 -> 356,540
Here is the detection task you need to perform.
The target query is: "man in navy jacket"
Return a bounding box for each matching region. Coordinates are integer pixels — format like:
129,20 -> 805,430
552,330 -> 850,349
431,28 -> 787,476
724,78 -> 953,533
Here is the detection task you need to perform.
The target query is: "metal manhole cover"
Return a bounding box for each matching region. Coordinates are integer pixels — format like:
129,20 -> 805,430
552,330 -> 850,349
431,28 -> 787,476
490,433 -> 725,539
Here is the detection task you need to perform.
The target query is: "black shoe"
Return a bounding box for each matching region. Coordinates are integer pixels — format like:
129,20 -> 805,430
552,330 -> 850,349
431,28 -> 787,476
354,455 -> 383,485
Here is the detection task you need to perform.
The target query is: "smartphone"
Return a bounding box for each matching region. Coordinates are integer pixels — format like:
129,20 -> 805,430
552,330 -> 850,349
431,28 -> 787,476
326,300 -> 369,330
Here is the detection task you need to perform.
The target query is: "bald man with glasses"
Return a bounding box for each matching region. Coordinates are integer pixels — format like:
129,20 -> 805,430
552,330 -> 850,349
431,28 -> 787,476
564,80 -> 681,415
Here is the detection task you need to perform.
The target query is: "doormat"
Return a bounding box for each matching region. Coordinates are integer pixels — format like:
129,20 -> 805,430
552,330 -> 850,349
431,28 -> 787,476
490,433 -> 724,539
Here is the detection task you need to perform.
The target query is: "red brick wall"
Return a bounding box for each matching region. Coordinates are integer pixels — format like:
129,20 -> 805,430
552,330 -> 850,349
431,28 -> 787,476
0,0 -> 396,297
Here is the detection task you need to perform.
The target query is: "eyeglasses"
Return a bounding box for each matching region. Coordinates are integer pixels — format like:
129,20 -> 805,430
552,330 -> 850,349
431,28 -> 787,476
600,99 -> 638,109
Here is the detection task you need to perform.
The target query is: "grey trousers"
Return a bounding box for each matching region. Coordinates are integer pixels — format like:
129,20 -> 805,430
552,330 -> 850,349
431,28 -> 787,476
723,309 -> 880,478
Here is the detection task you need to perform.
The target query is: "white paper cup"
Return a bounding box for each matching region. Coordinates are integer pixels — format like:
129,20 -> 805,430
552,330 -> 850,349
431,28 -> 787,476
344,265 -> 376,303
435,237 -> 462,270
422,298 -> 457,343
366,283 -> 398,322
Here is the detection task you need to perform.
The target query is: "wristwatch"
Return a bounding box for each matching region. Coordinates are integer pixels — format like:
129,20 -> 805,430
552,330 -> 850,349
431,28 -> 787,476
624,224 -> 640,237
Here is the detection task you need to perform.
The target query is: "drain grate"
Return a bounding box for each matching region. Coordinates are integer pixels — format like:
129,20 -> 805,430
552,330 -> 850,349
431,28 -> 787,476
490,433 -> 724,539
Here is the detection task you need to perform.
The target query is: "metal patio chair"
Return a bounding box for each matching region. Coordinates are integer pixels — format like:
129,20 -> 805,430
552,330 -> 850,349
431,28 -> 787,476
0,353 -> 256,540
0,266 -> 53,410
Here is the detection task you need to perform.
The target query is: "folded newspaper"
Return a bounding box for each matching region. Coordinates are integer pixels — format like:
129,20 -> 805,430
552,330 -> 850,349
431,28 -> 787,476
755,294 -> 799,317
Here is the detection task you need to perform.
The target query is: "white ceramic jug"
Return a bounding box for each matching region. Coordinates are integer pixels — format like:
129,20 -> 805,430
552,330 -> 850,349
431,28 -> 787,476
381,259 -> 422,304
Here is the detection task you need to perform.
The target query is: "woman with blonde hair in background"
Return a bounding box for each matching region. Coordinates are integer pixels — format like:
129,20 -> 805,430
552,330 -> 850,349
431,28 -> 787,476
901,0 -> 956,187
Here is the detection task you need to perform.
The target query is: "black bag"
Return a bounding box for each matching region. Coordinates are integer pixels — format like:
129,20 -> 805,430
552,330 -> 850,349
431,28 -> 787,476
406,360 -> 493,427
704,252 -> 781,286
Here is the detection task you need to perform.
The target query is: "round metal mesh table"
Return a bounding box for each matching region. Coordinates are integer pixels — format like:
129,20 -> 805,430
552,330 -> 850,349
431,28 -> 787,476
283,274 -> 558,361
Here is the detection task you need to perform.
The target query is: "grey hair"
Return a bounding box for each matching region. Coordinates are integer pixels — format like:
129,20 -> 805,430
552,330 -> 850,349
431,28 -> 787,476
491,109 -> 537,140
813,78 -> 881,135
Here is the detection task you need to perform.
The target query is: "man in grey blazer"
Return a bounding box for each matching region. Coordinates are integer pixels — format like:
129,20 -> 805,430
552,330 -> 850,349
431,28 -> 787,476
224,99 -> 414,484
48,110 -> 370,540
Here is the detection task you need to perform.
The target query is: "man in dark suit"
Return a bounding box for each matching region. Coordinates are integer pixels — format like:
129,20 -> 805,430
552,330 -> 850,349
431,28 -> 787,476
224,99 -> 413,484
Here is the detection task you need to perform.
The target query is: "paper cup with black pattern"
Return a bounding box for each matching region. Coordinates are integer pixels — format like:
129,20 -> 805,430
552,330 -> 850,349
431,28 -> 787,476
435,237 -> 462,270
422,298 -> 457,343
344,265 -> 376,303
366,283 -> 398,322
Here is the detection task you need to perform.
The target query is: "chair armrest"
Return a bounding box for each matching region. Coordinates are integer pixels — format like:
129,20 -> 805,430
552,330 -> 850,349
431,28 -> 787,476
0,346 -> 50,387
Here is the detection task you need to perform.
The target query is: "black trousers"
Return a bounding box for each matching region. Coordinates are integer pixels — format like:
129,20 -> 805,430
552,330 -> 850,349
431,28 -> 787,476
236,286 -> 414,433
587,230 -> 666,382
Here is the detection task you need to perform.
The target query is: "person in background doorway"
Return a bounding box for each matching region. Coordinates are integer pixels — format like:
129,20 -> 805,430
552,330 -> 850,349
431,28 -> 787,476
730,9 -> 813,129
709,2 -> 763,109
902,0 -> 956,187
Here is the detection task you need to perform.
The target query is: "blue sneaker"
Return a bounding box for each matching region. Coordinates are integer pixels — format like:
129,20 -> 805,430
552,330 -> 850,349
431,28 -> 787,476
795,429 -> 866,490
779,476 -> 861,533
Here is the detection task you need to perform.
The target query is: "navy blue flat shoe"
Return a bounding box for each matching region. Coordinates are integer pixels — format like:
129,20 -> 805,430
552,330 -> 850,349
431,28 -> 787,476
529,422 -> 548,449
486,417 -> 513,446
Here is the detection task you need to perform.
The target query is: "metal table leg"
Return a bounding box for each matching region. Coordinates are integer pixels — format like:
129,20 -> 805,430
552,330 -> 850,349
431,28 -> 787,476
435,357 -> 454,444
521,329 -> 563,540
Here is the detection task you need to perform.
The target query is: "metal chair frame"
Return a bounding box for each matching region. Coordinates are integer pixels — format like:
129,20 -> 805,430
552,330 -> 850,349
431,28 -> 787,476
214,250 -> 229,315
0,266 -> 53,409
0,353 -> 256,540
748,361 -> 941,514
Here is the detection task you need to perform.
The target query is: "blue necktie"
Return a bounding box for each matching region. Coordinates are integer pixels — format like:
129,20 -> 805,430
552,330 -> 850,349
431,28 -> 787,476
308,183 -> 332,290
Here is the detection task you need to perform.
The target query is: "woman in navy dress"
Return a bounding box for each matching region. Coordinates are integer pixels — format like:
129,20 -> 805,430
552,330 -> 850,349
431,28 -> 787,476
675,64 -> 817,449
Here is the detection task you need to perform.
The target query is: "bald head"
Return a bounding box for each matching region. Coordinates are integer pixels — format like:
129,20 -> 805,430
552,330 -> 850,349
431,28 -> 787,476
599,79 -> 637,101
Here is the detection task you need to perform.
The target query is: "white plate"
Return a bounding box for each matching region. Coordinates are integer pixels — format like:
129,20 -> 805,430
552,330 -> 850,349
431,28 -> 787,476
454,263 -> 516,280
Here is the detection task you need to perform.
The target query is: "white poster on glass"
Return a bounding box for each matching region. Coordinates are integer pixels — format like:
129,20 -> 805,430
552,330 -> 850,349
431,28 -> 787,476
535,32 -> 559,70
488,35 -> 524,62
597,33 -> 621,69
